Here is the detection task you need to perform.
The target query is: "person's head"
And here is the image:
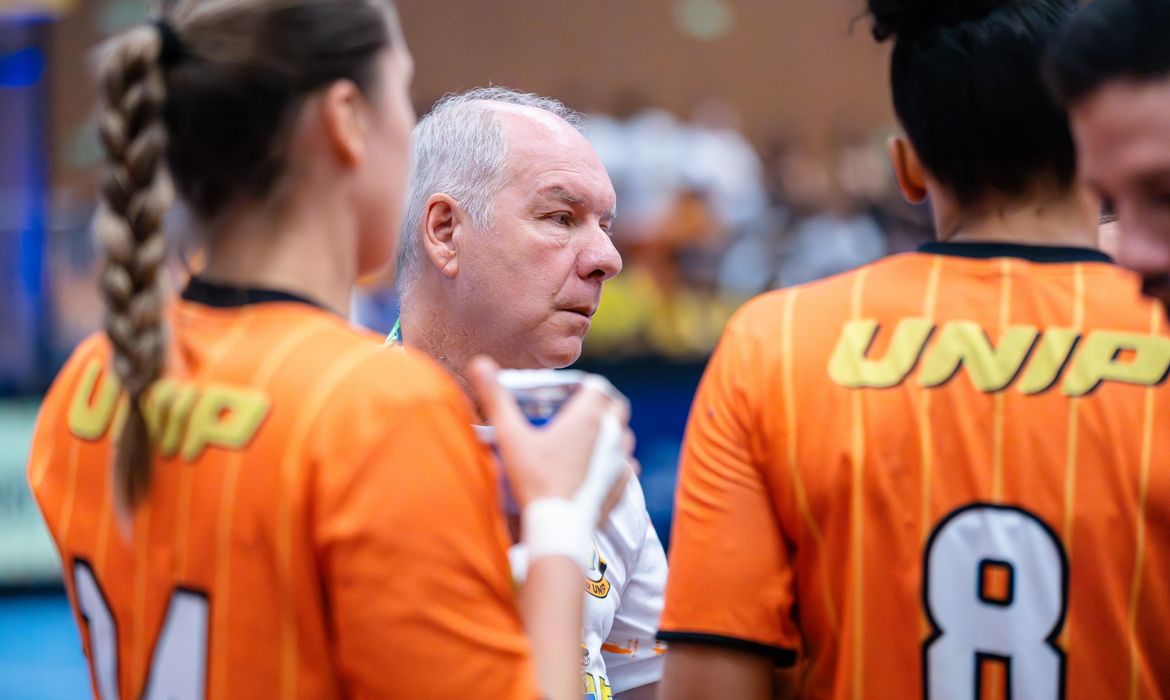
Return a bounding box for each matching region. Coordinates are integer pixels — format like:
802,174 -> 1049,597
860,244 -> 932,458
398,87 -> 620,371
867,0 -> 1080,226
96,0 -> 412,511
1046,0 -> 1170,310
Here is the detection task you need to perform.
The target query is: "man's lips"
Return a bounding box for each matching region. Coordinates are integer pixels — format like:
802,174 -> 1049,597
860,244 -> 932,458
560,306 -> 597,319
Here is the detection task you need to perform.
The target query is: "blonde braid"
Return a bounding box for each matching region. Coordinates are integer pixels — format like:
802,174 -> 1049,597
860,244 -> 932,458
94,25 -> 173,513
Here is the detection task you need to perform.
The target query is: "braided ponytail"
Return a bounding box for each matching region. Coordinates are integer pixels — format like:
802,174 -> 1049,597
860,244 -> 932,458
94,24 -> 172,513
87,0 -> 394,512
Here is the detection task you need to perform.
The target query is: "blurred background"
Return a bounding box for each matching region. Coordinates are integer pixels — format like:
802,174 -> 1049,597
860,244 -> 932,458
0,0 -> 930,695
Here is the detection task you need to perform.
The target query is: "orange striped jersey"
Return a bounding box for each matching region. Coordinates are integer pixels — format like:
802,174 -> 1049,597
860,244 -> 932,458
659,242 -> 1170,699
27,279 -> 536,700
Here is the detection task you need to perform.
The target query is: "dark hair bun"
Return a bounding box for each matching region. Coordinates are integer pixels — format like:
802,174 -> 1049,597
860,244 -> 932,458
869,0 -> 1018,41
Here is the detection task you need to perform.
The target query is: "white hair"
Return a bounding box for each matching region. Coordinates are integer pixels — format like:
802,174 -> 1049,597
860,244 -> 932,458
396,86 -> 584,294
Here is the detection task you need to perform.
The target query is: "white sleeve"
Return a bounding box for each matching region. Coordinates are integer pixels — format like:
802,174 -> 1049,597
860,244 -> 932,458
603,483 -> 669,693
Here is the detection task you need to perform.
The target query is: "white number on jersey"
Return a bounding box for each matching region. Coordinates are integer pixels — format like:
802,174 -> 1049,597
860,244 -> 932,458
922,504 -> 1067,700
72,560 -> 209,700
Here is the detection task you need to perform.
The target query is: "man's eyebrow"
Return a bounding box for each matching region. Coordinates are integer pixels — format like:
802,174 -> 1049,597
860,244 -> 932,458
538,186 -> 587,207
537,186 -> 616,219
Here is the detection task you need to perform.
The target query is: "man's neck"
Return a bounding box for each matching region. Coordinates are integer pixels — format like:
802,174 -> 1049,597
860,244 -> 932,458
399,295 -> 476,397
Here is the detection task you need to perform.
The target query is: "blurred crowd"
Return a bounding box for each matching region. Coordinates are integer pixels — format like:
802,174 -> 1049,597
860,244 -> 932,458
579,100 -> 932,360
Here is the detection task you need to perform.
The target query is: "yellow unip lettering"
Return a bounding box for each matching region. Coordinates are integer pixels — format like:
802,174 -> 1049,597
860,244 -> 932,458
142,378 -> 177,441
1062,331 -> 1170,396
68,359 -> 122,441
180,385 -> 270,462
141,379 -> 200,458
160,385 -> 200,458
828,318 -> 934,389
919,322 -> 1039,392
1017,328 -> 1080,395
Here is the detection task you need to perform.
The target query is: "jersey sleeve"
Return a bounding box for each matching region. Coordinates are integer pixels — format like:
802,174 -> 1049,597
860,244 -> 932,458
657,313 -> 800,665
603,485 -> 668,693
313,388 -> 536,699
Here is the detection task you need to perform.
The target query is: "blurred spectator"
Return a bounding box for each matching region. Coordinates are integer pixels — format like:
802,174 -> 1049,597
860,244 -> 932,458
776,208 -> 886,287
583,101 -> 930,360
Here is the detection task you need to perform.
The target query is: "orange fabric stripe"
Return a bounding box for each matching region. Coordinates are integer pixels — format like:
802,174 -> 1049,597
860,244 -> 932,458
131,501 -> 153,695
208,315 -> 332,700
1128,305 -> 1160,699
1059,265 -> 1085,650
918,257 -> 943,535
174,312 -> 255,579
173,467 -> 196,579
208,453 -> 244,700
57,440 -> 82,541
918,257 -> 943,641
781,287 -> 837,632
276,341 -> 384,700
94,470 -> 114,572
849,268 -> 870,700
782,288 -> 839,633
990,260 -> 1013,502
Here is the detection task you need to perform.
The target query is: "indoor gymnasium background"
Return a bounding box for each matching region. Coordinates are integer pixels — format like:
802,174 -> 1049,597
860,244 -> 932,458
0,2 -> 916,697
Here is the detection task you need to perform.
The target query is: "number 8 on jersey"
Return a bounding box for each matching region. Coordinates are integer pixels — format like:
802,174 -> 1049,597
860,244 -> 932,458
923,504 -> 1068,700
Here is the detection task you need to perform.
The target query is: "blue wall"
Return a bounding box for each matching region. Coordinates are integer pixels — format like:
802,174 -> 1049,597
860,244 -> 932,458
0,15 -> 52,394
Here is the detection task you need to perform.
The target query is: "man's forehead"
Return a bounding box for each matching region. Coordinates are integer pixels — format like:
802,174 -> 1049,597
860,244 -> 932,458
482,101 -> 578,141
486,108 -> 615,207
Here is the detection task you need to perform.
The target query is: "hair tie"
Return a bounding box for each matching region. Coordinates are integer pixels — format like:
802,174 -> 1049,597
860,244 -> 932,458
152,19 -> 186,68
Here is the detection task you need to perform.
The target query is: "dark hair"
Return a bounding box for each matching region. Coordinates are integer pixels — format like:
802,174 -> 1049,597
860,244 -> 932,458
1046,0 -> 1170,107
94,0 -> 395,512
868,0 -> 1078,206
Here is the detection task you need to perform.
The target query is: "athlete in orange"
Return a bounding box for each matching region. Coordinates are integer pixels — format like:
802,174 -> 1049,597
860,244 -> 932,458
659,1 -> 1170,698
27,2 -> 628,699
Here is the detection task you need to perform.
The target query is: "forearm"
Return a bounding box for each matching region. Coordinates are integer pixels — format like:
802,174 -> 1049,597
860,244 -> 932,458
616,681 -> 659,699
660,643 -> 775,700
519,557 -> 585,700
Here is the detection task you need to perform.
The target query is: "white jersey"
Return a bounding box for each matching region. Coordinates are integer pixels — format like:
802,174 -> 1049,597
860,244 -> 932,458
511,475 -> 668,697
582,474 -> 668,696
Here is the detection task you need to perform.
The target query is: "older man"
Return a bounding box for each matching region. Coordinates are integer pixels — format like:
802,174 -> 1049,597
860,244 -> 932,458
393,87 -> 666,700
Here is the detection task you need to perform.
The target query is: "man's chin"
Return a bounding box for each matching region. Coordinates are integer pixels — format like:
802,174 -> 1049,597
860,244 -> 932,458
535,340 -> 585,370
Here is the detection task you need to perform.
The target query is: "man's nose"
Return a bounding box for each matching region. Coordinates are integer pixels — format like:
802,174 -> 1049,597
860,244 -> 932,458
579,226 -> 623,282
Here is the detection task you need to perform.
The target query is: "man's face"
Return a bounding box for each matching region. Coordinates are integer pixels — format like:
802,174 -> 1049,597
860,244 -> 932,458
453,106 -> 621,369
1070,79 -> 1170,312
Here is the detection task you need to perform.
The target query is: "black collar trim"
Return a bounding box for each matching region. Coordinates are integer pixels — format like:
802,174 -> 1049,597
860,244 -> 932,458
181,276 -> 326,310
918,241 -> 1113,264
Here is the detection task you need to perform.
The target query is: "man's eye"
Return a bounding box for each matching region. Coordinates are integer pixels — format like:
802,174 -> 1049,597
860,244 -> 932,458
550,213 -> 572,226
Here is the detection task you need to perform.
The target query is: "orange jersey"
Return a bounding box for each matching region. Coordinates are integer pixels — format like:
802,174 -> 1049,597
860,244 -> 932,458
28,281 -> 535,699
660,243 -> 1170,699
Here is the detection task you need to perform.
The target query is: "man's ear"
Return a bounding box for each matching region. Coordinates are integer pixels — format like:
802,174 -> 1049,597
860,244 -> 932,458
422,194 -> 464,278
887,135 -> 928,204
320,80 -> 369,166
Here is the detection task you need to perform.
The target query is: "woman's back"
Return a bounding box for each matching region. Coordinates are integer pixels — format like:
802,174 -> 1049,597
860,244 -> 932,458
30,285 -> 535,699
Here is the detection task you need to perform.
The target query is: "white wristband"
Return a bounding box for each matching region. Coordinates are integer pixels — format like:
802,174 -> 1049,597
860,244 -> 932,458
521,498 -> 592,572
